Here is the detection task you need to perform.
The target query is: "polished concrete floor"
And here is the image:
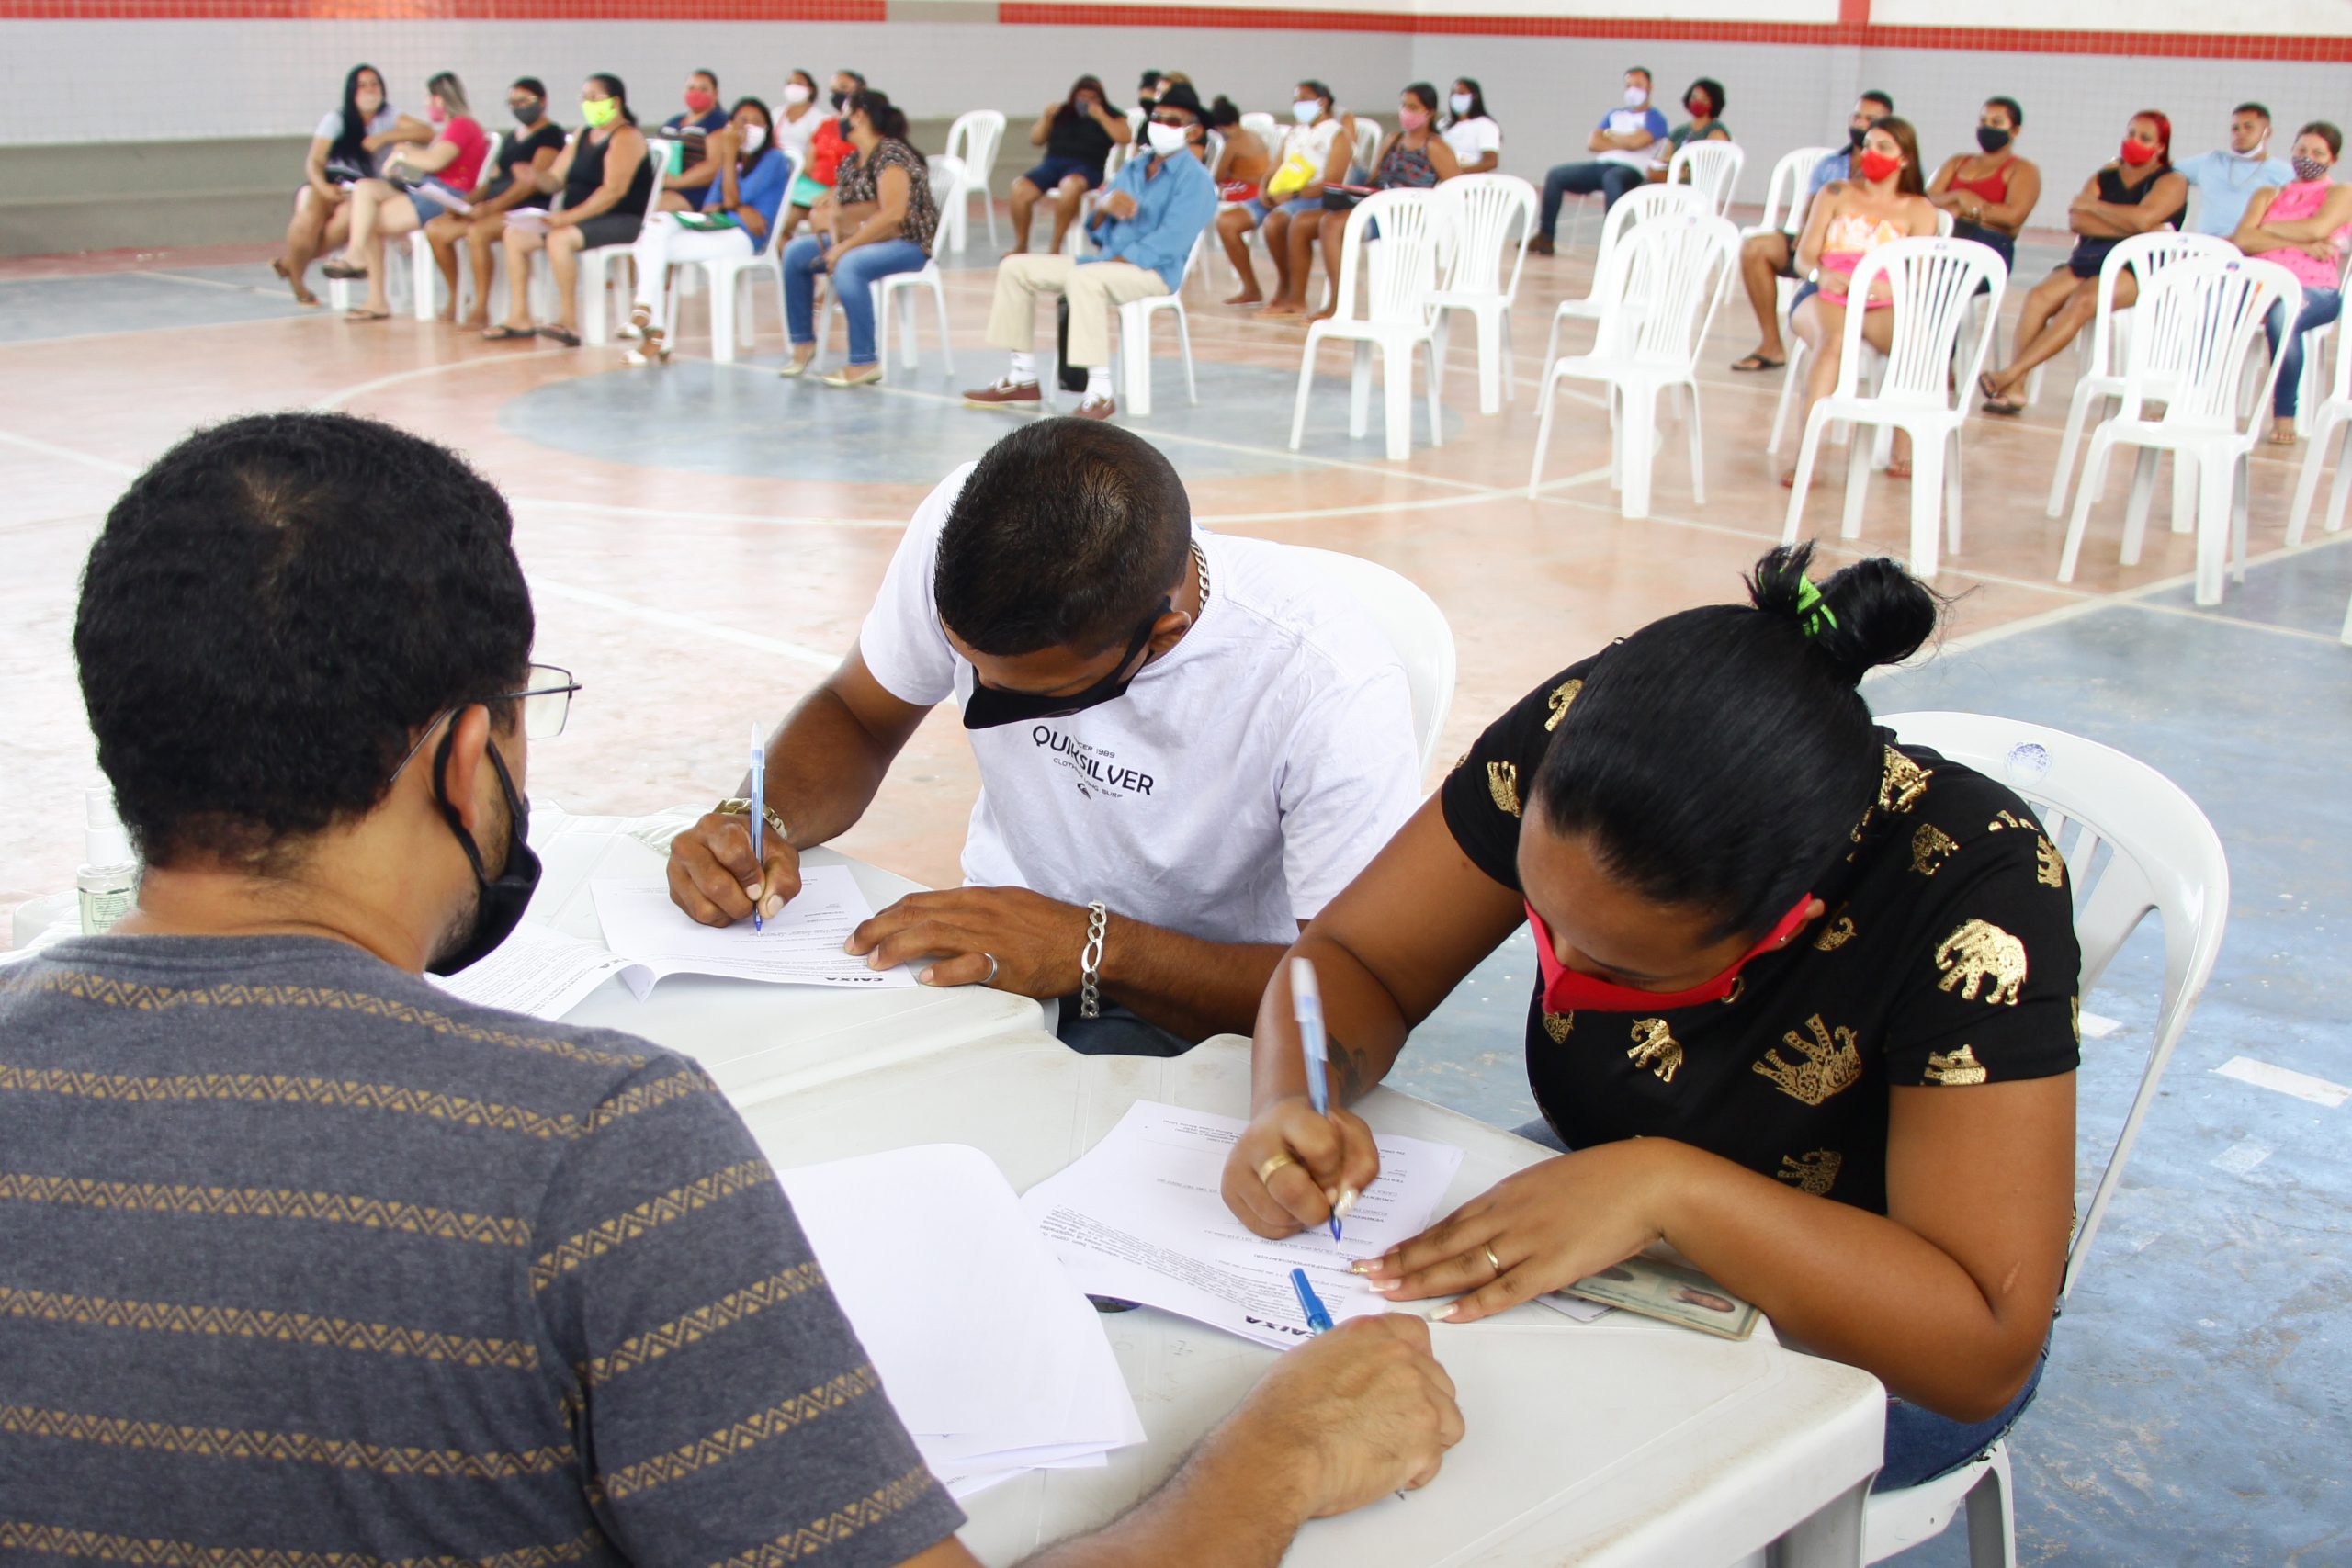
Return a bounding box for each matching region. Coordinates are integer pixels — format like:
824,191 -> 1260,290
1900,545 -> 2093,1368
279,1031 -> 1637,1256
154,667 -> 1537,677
2,220 -> 2346,1565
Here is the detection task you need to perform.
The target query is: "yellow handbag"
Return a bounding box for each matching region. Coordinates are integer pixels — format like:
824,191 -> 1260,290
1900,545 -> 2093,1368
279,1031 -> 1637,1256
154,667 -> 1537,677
1265,147 -> 1319,200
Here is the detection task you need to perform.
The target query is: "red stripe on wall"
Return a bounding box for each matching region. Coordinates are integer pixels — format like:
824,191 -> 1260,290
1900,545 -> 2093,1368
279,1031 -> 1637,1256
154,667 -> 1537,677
1,0 -> 886,17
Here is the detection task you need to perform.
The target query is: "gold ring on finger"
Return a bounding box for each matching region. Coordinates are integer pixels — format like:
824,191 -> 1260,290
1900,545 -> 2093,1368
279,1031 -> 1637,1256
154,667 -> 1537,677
1256,1153 -> 1298,1184
1483,1242 -> 1504,1279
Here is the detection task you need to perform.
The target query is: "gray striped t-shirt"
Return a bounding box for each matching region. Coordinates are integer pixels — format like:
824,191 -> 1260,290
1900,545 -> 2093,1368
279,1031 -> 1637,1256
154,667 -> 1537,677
0,934 -> 965,1568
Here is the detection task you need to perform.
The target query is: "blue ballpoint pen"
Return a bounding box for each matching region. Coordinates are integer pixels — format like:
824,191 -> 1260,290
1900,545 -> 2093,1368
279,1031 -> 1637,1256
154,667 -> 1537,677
1289,956 -> 1343,1244
747,726 -> 766,933
1289,1267 -> 1335,1335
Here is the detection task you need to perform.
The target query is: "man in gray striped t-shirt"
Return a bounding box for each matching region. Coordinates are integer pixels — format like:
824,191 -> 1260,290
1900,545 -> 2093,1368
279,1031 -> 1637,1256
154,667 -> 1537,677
2,412 -> 1460,1568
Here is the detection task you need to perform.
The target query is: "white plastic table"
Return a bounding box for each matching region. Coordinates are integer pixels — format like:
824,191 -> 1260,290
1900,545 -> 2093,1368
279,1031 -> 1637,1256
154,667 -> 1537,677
733,1031 -> 1883,1568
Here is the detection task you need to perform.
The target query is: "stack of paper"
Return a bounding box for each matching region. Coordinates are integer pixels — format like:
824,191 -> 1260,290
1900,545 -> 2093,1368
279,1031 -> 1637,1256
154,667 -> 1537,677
1020,1101 -> 1465,1352
782,1145 -> 1146,1499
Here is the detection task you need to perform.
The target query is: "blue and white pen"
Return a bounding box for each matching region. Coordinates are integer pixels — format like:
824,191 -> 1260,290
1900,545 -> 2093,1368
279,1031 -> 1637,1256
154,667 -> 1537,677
1289,955 -> 1344,1245
747,725 -> 766,933
1289,1267 -> 1335,1335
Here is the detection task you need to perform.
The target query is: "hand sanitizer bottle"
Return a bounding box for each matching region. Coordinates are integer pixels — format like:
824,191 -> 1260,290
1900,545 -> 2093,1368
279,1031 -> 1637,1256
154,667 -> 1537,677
76,791 -> 139,935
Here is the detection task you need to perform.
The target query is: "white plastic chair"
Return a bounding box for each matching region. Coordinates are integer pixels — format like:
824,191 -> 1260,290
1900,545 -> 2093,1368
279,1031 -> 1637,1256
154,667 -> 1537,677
827,155 -> 965,377
1528,211 -> 1739,518
1429,174 -> 1537,416
1770,209 -> 1956,466
943,110 -> 1005,252
1543,184 -> 1706,363
2287,287 -> 2352,545
2059,254 -> 2301,605
1239,111 -> 1280,149
1666,139 -> 1744,219
1741,147 -> 1836,344
1871,710 -> 2230,1568
2043,231 -> 2240,520
1351,116 -> 1383,176
1288,189 -> 1449,462
1781,237 -> 2008,581
1113,231 -> 1204,417
655,178 -> 792,364
1287,547 -> 1456,774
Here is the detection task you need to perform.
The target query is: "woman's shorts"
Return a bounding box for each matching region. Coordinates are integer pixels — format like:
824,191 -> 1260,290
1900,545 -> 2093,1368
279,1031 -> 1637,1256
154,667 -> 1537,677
787,172 -> 832,209
573,210 -> 644,249
1023,153 -> 1104,192
403,186 -> 458,227
1240,192 -> 1323,224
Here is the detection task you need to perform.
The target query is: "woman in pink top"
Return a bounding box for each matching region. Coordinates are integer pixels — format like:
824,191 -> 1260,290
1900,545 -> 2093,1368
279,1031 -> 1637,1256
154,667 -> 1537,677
2234,120 -> 2352,444
324,71 -> 492,321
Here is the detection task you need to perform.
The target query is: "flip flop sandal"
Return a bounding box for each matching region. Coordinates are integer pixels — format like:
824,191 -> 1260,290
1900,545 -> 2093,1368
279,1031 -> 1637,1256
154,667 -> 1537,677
537,324 -> 582,347
1730,353 -> 1785,372
319,259 -> 366,280
481,324 -> 537,341
343,308 -> 390,321
1981,397 -> 2025,417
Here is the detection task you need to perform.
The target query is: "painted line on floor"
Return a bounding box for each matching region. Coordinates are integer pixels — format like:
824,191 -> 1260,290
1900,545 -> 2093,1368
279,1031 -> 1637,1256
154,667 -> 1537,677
0,429 -> 138,476
530,577 -> 838,671
312,346 -> 577,412
134,269 -> 281,297
2213,1055 -> 2350,1110
513,498 -> 909,531
0,310 -> 324,350
2211,1136 -> 2276,1176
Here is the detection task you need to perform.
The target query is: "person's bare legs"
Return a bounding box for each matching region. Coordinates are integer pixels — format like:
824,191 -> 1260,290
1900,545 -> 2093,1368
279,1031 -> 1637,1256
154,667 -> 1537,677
1267,209 -> 1327,317
1217,207 -> 1263,303
1264,208 -> 1298,310
356,196 -> 422,317
1046,175 -> 1090,254
1984,269 -> 2105,403
544,225 -> 586,333
1735,232 -> 1792,365
778,203 -> 810,241
424,213 -> 467,321
657,189 -> 693,214
492,228 -> 543,333
1007,175 -> 1043,254
336,178 -> 392,271
1312,213 -> 1348,321
1783,295 -> 1843,483
459,213 -> 506,327
278,187 -> 335,304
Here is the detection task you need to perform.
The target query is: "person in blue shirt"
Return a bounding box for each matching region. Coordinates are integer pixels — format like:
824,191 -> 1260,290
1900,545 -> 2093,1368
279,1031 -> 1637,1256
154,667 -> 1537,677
622,96 -> 790,365
2172,102 -> 2294,237
655,67 -> 735,210
964,81 -> 1217,421
1527,66 -> 1670,254
1732,89 -> 1894,372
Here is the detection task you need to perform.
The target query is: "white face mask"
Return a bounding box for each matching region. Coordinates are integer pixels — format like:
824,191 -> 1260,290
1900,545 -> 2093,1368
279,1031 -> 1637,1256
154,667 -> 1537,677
782,83 -> 812,107
1146,120 -> 1188,155
741,123 -> 767,152
1450,93 -> 1473,116
1623,85 -> 1647,107
1293,99 -> 1321,125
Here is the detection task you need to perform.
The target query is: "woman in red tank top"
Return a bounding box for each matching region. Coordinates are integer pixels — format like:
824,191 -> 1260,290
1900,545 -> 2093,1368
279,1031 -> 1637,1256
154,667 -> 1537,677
1926,96 -> 2042,276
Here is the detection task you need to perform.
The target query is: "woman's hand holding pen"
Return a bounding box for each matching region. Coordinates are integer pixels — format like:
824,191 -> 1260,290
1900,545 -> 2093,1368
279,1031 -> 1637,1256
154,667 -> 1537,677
1223,1097 -> 1382,1241
667,811 -> 803,926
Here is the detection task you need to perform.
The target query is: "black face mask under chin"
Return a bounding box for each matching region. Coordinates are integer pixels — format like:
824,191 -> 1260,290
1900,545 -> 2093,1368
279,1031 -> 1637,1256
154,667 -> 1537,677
426,735 -> 542,976
1849,123 -> 1869,151
960,600 -> 1168,730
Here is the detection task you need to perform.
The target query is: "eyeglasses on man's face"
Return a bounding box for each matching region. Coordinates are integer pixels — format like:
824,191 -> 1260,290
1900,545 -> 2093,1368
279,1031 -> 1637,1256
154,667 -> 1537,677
389,662 -> 581,783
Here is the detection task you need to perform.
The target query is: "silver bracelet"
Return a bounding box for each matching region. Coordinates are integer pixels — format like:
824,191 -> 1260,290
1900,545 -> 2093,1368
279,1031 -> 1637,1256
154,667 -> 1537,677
1079,901 -> 1109,1019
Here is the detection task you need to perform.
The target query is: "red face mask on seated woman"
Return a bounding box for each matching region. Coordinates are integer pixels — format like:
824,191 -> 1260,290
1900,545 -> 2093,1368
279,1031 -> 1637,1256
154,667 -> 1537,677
1524,893 -> 1815,1013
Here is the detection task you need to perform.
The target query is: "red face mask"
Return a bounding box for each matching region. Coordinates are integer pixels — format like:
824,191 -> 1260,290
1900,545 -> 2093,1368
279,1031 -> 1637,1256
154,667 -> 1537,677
685,87 -> 717,114
2119,136 -> 2159,166
1858,148 -> 1902,184
1524,894 -> 1815,1015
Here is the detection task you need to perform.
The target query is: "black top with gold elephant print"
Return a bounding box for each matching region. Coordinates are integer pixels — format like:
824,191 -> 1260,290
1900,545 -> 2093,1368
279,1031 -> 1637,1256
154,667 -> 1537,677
1439,659 -> 2082,1215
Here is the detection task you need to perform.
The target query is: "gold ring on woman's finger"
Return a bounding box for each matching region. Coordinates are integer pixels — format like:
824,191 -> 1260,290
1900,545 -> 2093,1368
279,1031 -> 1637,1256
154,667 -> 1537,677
1256,1153 -> 1299,1184
1483,1242 -> 1504,1279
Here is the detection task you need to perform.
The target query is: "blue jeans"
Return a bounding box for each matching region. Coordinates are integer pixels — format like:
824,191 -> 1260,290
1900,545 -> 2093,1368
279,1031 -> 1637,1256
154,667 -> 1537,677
782,234 -> 930,366
2265,288 -> 2343,417
1055,998 -> 1193,1057
1540,162 -> 1645,237
1510,1115 -> 2046,1491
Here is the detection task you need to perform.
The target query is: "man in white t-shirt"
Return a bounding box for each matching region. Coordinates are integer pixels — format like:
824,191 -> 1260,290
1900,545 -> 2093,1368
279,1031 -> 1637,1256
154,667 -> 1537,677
666,419 -> 1422,1054
1530,65 -> 1670,254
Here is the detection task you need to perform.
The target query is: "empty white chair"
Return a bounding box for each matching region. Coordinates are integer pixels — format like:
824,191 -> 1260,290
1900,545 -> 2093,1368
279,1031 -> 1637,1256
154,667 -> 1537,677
1781,237 -> 2008,580
827,155 -> 965,378
1288,189 -> 1448,462
1529,210 -> 1739,518
2043,231 -> 2240,519
1666,139 -> 1744,218
2287,285 -> 2352,545
1287,547 -> 1456,773
1351,116 -> 1383,175
943,110 -> 1006,252
1429,174 -> 1537,415
1544,184 -> 1706,364
1239,110 -> 1280,150
2059,254 -> 2301,605
1871,710 -> 2229,1568
1110,231 -> 1206,417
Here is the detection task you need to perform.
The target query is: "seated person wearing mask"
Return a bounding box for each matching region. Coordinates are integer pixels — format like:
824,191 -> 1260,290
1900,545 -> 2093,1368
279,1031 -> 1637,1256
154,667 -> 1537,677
624,96 -> 791,366
275,63 -> 429,307
320,70 -> 491,321
654,67 -> 733,209
1529,65 -> 1669,254
1731,90 -> 1893,372
962,82 -> 1217,419
423,77 -> 565,330
1925,96 -> 2041,279
666,417 -> 1420,1056
2173,102 -> 2292,238
2,409 -> 1463,1564
1010,75 -> 1135,256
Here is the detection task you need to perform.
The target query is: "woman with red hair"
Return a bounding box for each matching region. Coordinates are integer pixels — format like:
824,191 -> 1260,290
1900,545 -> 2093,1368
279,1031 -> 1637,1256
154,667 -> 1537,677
1980,110 -> 2187,413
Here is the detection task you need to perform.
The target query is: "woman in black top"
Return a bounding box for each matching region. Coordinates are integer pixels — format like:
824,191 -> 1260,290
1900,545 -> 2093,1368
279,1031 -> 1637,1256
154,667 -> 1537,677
1221,545 -> 2081,1489
1009,75 -> 1133,255
424,76 -> 565,330
485,73 -> 653,347
1980,109 -> 2188,414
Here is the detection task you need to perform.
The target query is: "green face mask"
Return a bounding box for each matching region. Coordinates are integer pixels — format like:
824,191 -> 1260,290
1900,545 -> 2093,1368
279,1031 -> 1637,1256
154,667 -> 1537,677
581,96 -> 619,129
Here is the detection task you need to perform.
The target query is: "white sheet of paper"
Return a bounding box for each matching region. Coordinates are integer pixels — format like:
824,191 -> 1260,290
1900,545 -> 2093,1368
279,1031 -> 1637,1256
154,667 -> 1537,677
589,865 -> 916,995
501,207 -> 548,232
1020,1100 -> 1465,1352
427,922 -> 634,1020
779,1144 -> 1143,1487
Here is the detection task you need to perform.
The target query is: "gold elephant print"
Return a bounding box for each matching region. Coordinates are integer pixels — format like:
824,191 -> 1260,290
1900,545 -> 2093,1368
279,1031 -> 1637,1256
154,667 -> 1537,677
1924,1044 -> 1988,1085
1776,1148 -> 1843,1195
1813,910 -> 1857,951
1911,823 -> 1959,876
2034,835 -> 2064,888
1626,1018 -> 1682,1083
1935,919 -> 2027,1005
1542,1010 -> 1574,1044
1488,761 -> 1521,817
1880,747 -> 1932,813
1544,678 -> 1583,731
1755,1015 -> 1863,1105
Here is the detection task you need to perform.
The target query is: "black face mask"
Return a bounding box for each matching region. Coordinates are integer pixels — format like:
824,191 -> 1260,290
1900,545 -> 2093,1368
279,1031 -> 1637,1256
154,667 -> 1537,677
1849,123 -> 1869,151
831,90 -> 848,112
960,601 -> 1168,730
511,98 -> 542,126
426,735 -> 542,976
1976,125 -> 2013,154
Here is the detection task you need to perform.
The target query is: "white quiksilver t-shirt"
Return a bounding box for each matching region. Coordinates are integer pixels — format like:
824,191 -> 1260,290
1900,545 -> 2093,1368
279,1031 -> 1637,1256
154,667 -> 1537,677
857,465 -> 1422,946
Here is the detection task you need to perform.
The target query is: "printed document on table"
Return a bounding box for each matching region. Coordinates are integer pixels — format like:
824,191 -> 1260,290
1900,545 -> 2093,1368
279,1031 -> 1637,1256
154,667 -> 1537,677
1021,1100 -> 1465,1352
428,922 -> 634,1020
588,864 -> 915,996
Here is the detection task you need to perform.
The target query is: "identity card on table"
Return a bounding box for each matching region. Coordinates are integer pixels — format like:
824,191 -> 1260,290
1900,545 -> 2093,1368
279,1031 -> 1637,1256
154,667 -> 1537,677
585,864 -> 917,997
1021,1100 -> 1464,1352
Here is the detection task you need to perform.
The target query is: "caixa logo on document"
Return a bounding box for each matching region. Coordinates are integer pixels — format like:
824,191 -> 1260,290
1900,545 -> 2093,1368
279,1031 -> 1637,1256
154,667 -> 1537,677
1243,1315 -> 1312,1338
1031,725 -> 1157,799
